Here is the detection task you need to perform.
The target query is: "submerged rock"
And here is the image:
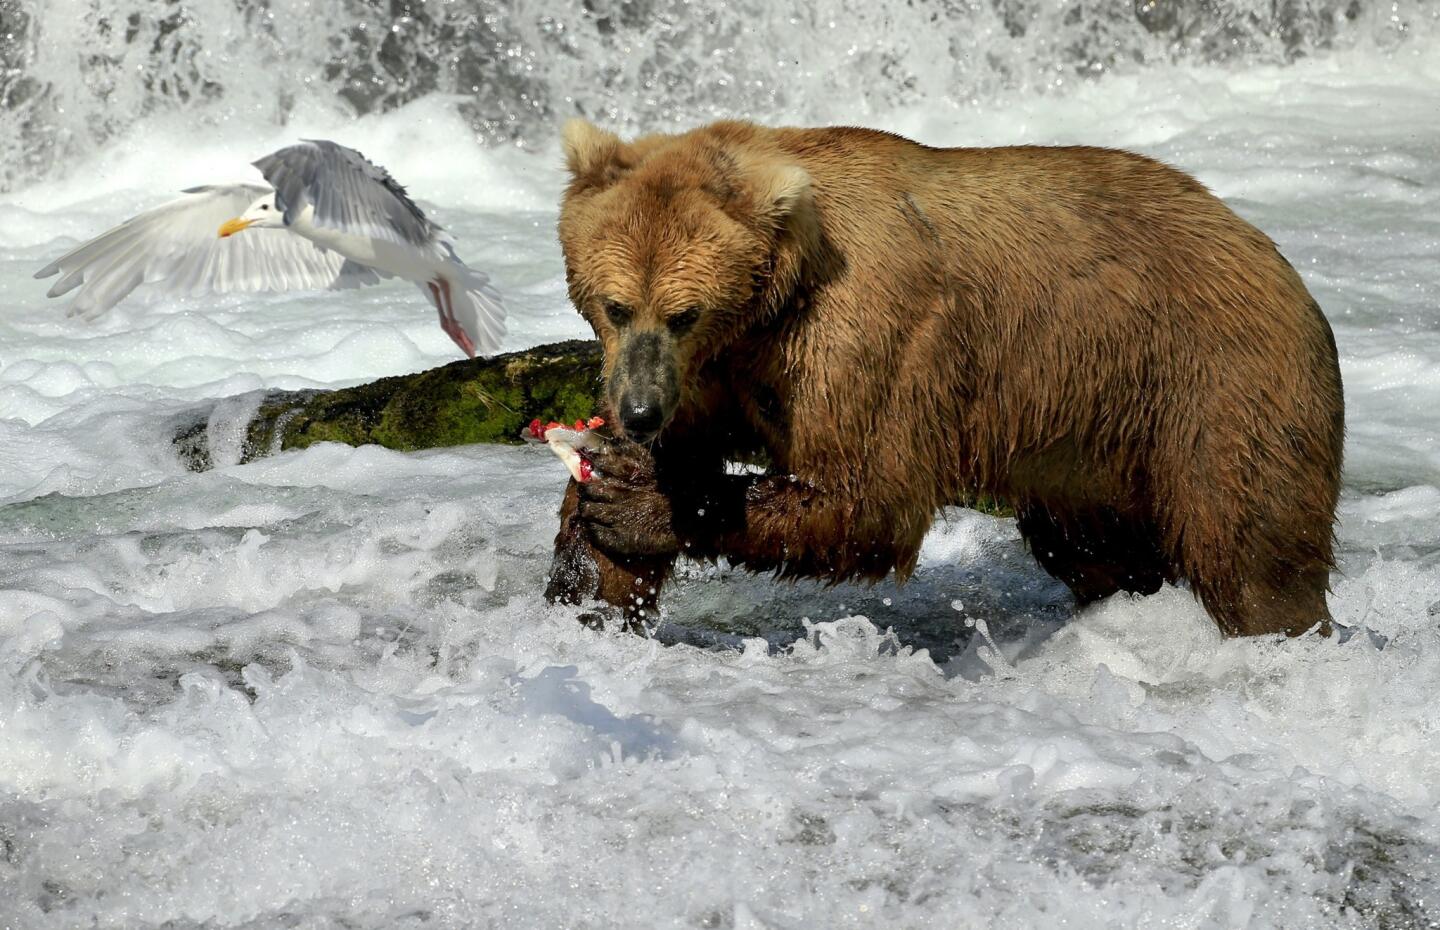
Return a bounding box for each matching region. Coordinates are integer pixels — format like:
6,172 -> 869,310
172,339 -> 604,471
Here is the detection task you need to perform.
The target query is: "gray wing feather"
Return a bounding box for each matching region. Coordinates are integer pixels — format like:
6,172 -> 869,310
334,259 -> 386,289
253,140 -> 438,248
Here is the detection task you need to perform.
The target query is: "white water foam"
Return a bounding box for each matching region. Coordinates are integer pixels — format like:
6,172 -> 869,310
1,42 -> 1439,930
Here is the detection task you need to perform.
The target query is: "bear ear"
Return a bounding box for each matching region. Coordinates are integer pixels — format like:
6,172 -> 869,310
747,161 -> 813,230
562,118 -> 629,191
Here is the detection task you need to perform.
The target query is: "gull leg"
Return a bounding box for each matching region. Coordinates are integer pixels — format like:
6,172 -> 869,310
436,277 -> 476,358
427,279 -> 475,358
427,280 -> 447,329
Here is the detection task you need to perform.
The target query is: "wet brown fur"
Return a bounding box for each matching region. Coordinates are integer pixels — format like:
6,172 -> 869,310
554,119 -> 1345,637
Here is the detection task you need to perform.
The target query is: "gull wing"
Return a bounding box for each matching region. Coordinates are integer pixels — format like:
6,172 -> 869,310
33,183 -> 381,319
254,139 -> 440,248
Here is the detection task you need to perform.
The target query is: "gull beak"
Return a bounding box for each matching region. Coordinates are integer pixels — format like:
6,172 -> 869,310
218,217 -> 252,238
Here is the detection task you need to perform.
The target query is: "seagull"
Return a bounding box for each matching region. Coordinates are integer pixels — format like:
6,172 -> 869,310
34,140 -> 505,357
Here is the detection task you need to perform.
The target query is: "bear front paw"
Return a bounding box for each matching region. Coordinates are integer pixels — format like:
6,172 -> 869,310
577,440 -> 682,558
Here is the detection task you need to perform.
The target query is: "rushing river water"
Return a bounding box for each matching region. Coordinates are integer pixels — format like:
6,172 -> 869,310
1,2 -> 1439,927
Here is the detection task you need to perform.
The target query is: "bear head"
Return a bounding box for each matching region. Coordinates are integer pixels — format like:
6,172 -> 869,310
557,119 -> 815,443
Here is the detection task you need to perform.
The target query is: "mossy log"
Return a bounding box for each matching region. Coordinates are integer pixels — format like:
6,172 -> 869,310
173,339 -> 605,471
168,337 -> 1012,519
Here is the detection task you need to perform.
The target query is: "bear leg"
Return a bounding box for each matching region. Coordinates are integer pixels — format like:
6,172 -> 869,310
545,478 -> 673,631
1190,564 -> 1332,638
1169,482 -> 1336,637
1017,506 -> 1171,606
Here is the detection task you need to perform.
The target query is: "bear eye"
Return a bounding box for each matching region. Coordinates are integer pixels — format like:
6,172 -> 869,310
667,306 -> 701,334
603,300 -> 633,327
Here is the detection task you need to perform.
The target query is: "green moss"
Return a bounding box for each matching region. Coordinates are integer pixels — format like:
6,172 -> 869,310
549,381 -> 603,426
290,418 -> 372,449
224,340 -> 606,460
960,492 -> 1014,519
372,373 -> 528,450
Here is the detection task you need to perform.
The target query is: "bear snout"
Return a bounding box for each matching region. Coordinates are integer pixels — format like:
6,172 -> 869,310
611,331 -> 680,442
619,397 -> 665,440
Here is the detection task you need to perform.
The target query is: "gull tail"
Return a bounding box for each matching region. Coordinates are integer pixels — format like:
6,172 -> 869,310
450,266 -> 507,357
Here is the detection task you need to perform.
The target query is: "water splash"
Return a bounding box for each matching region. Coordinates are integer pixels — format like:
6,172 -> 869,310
2,0 -> 1432,191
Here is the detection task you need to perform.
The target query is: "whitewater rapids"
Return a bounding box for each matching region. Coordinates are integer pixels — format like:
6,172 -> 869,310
1,37 -> 1439,930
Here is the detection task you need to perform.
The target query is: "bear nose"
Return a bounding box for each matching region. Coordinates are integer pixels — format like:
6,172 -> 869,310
621,401 -> 664,440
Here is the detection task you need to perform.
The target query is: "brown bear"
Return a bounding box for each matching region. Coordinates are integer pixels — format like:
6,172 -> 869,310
545,118 -> 1345,638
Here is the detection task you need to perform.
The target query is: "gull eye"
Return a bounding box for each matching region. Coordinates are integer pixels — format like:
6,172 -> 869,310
603,300 -> 633,327
260,204 -> 270,211
667,306 -> 701,334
